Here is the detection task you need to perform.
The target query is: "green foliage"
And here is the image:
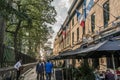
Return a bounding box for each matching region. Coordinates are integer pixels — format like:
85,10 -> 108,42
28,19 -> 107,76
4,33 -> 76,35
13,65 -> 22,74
72,67 -> 82,80
1,0 -> 57,57
72,60 -> 95,80
0,0 -> 28,20
79,62 -> 95,80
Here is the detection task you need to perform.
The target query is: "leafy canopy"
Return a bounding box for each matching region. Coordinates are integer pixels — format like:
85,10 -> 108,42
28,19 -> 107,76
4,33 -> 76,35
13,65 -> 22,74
3,0 -> 57,57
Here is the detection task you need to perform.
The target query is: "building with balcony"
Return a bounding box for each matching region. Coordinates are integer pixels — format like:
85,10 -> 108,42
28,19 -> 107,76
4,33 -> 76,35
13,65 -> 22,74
53,0 -> 120,70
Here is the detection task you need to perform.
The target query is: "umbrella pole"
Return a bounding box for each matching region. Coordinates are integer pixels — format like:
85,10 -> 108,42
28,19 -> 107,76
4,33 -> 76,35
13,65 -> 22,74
111,53 -> 117,80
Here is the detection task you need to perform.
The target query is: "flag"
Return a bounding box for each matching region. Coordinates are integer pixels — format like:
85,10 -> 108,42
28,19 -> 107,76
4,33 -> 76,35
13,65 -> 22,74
80,0 -> 95,27
86,0 -> 94,15
76,10 -> 81,21
80,0 -> 86,27
80,19 -> 85,27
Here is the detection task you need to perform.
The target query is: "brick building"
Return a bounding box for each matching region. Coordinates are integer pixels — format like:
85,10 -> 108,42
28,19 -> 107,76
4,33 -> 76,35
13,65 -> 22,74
53,0 -> 120,70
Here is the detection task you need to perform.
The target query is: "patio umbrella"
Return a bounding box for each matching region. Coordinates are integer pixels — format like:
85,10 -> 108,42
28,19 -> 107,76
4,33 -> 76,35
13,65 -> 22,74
60,48 -> 87,59
77,38 -> 120,80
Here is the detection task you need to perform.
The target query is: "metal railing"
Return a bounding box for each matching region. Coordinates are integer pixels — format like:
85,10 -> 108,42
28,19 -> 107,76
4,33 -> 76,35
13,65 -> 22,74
0,62 -> 36,80
0,45 -> 36,68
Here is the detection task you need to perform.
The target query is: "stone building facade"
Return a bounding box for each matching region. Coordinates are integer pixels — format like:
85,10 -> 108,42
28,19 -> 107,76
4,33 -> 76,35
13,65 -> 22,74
53,0 -> 120,69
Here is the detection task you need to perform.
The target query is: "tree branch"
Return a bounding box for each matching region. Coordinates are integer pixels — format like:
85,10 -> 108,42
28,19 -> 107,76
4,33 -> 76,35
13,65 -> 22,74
5,29 -> 15,34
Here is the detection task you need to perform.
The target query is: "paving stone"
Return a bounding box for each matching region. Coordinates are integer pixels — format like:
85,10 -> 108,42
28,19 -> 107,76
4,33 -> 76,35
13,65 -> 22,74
23,67 -> 55,80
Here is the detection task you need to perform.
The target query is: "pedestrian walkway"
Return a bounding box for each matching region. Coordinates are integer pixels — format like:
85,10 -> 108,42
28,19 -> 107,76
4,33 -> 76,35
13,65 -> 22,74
23,67 -> 37,80
23,66 -> 55,80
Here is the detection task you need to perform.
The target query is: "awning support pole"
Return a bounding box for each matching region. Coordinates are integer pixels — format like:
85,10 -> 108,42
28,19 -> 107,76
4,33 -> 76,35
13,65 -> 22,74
112,53 -> 117,80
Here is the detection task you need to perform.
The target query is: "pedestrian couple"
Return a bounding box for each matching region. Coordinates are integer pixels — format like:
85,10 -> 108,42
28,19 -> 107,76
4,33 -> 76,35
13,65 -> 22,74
36,59 -> 53,80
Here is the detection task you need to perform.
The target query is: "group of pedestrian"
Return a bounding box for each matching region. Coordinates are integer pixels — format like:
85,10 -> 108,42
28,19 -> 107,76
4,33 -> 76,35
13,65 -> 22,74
95,69 -> 115,80
36,59 -> 53,80
14,58 -> 53,80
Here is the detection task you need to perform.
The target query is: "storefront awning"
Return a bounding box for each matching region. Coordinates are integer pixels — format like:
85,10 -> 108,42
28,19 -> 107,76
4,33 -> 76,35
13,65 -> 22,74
50,37 -> 120,60
60,37 -> 120,58
49,55 -> 61,60
76,38 -> 120,58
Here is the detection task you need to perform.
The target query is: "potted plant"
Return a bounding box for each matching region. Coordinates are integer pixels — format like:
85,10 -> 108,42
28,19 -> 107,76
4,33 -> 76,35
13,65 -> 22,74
72,60 -> 95,80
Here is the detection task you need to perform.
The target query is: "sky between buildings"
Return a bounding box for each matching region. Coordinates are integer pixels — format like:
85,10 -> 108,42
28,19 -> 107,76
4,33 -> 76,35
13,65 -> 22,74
48,0 -> 73,48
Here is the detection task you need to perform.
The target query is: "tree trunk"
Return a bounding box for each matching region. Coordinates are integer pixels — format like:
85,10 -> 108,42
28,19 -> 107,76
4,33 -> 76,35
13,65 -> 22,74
0,16 -> 6,67
14,20 -> 21,62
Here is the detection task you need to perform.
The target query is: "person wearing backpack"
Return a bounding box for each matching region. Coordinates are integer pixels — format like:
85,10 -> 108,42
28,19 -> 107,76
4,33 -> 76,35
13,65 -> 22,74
36,60 -> 44,80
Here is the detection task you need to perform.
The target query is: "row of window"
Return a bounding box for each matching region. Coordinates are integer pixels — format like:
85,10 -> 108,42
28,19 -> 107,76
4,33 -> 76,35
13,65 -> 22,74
59,33 -> 70,50
71,0 -> 109,44
72,27 -> 80,45
91,0 -> 110,33
58,0 -> 110,50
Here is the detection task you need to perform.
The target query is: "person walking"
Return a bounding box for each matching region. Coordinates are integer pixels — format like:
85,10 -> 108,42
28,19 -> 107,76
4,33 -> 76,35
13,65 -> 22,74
45,60 -> 53,80
36,60 -> 44,80
14,59 -> 22,80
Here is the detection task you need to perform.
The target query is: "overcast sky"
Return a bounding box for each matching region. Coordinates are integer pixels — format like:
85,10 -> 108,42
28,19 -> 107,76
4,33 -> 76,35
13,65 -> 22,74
49,0 -> 73,48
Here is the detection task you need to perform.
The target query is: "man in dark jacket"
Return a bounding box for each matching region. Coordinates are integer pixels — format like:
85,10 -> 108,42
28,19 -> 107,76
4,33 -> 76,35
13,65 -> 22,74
36,60 -> 44,80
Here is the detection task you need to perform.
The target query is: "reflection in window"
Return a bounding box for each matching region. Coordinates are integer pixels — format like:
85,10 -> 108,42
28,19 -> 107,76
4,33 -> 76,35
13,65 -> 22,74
77,27 -> 79,41
72,18 -> 74,26
103,0 -> 109,28
83,27 -> 85,35
72,32 -> 74,44
67,33 -> 70,45
91,13 -> 95,33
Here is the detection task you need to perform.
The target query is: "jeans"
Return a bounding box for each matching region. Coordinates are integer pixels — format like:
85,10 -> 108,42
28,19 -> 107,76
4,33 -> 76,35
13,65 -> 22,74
46,73 -> 51,80
37,72 -> 44,80
16,70 -> 20,80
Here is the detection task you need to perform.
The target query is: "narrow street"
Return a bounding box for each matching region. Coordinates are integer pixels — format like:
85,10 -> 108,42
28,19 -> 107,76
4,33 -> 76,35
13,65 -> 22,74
1,0 -> 120,80
24,67 -> 55,80
23,67 -> 37,80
